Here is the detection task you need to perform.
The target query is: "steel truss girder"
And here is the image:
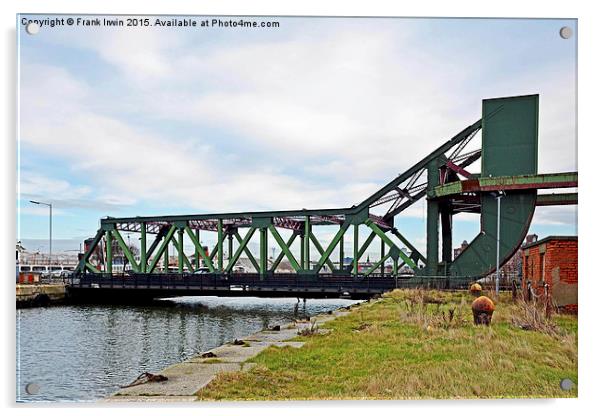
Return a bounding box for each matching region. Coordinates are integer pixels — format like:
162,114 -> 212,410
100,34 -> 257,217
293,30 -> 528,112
113,215 -> 348,235
78,95 -> 577,283
226,228 -> 257,273
147,225 -> 177,273
270,232 -> 298,272
184,226 -> 216,272
81,120 -> 482,279
364,120 -> 482,214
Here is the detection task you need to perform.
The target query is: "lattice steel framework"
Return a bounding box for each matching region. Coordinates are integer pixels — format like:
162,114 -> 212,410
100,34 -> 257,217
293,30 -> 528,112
75,94 -> 577,281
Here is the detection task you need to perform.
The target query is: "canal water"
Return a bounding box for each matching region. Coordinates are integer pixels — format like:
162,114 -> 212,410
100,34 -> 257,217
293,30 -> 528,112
16,296 -> 356,402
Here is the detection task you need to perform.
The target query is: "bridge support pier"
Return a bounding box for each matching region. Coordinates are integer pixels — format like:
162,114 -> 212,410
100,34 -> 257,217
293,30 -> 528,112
426,159 -> 440,276
106,229 -> 112,274
140,222 -> 147,273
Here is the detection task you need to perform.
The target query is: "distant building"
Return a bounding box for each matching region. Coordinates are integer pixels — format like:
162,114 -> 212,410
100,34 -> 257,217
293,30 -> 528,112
522,236 -> 577,313
455,234 -> 539,287
453,240 -> 469,259
500,234 -> 538,280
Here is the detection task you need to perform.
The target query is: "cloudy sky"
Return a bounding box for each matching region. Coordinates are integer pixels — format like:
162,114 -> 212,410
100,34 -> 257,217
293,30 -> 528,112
17,16 -> 577,257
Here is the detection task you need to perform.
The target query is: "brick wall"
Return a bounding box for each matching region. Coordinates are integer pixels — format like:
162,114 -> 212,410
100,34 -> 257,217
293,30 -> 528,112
522,238 -> 577,313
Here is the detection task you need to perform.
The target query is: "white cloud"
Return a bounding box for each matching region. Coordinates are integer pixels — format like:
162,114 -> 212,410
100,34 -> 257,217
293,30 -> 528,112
18,19 -> 577,237
19,171 -> 91,200
531,205 -> 578,227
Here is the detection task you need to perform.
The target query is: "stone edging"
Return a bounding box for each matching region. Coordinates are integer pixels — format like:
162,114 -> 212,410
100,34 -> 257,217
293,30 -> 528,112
100,306 -> 355,402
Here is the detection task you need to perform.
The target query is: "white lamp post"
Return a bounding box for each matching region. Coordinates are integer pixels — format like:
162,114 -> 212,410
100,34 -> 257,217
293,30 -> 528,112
30,200 -> 52,264
493,191 -> 505,295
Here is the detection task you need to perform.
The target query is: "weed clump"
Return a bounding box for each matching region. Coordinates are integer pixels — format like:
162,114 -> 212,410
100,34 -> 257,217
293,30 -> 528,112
511,298 -> 559,337
352,322 -> 373,332
392,289 -> 469,330
297,319 -> 319,336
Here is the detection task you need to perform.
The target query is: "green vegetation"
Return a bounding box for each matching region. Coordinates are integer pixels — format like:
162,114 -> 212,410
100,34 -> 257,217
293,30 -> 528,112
197,289 -> 577,400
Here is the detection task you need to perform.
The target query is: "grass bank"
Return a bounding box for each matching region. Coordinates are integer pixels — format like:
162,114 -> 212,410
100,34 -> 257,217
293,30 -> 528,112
198,289 -> 577,400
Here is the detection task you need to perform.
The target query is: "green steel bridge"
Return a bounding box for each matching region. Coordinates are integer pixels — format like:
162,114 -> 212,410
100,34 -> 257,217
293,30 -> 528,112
69,94 -> 577,301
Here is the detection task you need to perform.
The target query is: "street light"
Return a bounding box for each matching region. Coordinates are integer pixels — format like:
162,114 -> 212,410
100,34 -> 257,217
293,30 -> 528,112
30,200 -> 52,265
492,191 -> 505,296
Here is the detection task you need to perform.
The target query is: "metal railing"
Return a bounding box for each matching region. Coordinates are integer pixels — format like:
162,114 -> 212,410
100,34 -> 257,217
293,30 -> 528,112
68,272 -> 488,294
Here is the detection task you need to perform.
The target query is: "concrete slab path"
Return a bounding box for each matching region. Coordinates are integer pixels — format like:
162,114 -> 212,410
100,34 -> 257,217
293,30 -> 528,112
101,308 -> 351,402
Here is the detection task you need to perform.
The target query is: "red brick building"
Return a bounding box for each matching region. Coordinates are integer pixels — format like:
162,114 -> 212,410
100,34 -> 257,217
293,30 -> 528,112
522,236 -> 578,313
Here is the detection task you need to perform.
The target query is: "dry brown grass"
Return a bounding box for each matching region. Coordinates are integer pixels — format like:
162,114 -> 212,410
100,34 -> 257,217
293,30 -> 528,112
389,288 -> 469,330
198,288 -> 577,401
511,298 -> 560,337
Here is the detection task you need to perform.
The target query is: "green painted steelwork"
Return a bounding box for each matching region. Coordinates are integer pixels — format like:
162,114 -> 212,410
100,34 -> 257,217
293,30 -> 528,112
85,261 -> 100,273
363,253 -> 390,276
339,224 -> 345,271
390,228 -> 426,264
482,95 -> 538,177
228,233 -> 233,262
536,192 -> 578,205
353,231 -> 376,272
147,225 -> 176,273
171,235 -> 194,272
380,238 -> 385,275
102,208 -> 351,226
270,232 -> 297,272
304,216 -> 310,271
268,225 -> 301,272
441,203 -> 452,263
177,229 -> 184,273
106,230 -> 113,274
300,230 -> 305,270
365,220 -> 416,270
430,181 -> 462,198
308,231 -> 336,272
145,227 -> 167,268
217,219 -> 224,272
449,193 -> 536,277
77,94 -> 576,284
184,226 -> 216,272
358,120 -> 483,214
259,228 -> 268,276
426,159 -> 440,275
75,228 -> 105,274
209,243 -> 218,262
113,229 -> 139,273
353,224 -> 359,276
315,221 -> 350,272
163,243 -> 169,273
140,222 -> 146,273
449,95 -> 539,277
430,172 -> 578,198
233,231 -> 260,273
195,229 -> 200,269
226,228 -> 256,273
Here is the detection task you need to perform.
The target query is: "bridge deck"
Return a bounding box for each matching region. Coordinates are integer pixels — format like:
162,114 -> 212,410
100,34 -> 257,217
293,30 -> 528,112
67,273 -> 470,301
